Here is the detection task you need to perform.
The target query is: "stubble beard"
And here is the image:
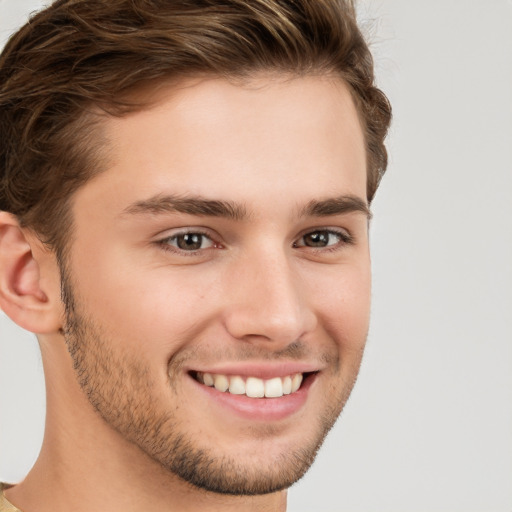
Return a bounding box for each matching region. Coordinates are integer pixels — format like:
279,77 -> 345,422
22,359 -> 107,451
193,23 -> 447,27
60,270 -> 362,496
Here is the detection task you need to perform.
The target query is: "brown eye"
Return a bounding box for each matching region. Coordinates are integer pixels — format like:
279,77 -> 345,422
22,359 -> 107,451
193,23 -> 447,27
164,232 -> 214,251
294,230 -> 350,249
303,231 -> 332,247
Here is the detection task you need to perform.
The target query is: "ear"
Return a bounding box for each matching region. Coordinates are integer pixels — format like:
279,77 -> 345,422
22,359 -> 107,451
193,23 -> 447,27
0,212 -> 63,334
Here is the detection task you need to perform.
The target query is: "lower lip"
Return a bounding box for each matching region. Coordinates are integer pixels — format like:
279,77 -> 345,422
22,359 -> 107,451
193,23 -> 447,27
190,374 -> 316,422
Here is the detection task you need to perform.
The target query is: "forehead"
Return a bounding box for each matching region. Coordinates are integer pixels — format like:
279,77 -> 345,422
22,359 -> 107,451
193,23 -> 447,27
77,74 -> 367,217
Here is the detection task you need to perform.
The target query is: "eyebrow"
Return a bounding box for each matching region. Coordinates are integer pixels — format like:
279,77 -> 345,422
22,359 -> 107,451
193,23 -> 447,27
122,194 -> 248,221
122,193 -> 371,221
299,195 -> 372,219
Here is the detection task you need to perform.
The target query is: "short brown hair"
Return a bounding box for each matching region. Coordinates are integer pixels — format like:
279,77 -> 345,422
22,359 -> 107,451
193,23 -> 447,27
0,0 -> 391,252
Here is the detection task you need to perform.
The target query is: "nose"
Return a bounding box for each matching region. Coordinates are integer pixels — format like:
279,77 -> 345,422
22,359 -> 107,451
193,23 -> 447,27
222,249 -> 317,346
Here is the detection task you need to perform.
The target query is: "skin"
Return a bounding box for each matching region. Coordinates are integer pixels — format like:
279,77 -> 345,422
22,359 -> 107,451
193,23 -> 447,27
0,74 -> 370,512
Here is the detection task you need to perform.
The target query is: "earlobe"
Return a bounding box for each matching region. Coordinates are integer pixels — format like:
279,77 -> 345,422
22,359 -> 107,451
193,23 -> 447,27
0,212 -> 62,334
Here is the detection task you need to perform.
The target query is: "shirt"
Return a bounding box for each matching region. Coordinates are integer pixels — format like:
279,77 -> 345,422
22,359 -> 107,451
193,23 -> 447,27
0,483 -> 22,512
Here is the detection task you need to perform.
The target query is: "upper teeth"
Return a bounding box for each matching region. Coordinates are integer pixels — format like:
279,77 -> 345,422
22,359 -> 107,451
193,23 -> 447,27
196,372 -> 303,398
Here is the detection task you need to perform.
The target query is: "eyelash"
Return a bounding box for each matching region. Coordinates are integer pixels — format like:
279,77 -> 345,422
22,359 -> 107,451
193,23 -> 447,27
157,229 -> 218,256
294,229 -> 354,252
156,228 -> 354,256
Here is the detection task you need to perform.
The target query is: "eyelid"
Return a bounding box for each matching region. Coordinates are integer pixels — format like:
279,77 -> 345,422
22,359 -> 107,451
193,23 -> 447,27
154,225 -> 216,241
155,227 -> 222,254
294,227 -> 354,249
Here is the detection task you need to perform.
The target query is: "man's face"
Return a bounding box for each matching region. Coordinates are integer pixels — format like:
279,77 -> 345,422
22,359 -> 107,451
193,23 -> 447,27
61,75 -> 370,494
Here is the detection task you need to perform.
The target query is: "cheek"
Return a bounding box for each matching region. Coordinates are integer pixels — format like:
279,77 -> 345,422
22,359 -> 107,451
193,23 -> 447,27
314,263 -> 371,348
71,247 -> 218,356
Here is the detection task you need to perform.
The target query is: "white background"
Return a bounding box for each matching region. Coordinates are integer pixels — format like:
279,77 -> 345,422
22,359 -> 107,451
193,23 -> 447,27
1,1 -> 511,511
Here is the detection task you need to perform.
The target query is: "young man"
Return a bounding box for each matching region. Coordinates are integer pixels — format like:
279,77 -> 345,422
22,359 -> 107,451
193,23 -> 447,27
0,0 -> 391,510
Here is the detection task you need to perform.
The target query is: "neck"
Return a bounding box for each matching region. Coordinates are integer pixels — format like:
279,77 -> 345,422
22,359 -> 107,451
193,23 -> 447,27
5,336 -> 287,512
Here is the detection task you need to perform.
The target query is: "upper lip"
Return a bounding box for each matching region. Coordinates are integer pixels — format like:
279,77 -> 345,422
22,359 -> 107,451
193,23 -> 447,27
186,362 -> 323,380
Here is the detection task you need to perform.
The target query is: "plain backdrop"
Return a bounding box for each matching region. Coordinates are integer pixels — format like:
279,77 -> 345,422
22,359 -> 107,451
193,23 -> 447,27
1,1 -> 511,511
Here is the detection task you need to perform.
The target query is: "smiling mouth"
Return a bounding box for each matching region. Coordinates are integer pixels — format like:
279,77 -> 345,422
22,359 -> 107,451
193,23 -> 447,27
191,371 -> 313,398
